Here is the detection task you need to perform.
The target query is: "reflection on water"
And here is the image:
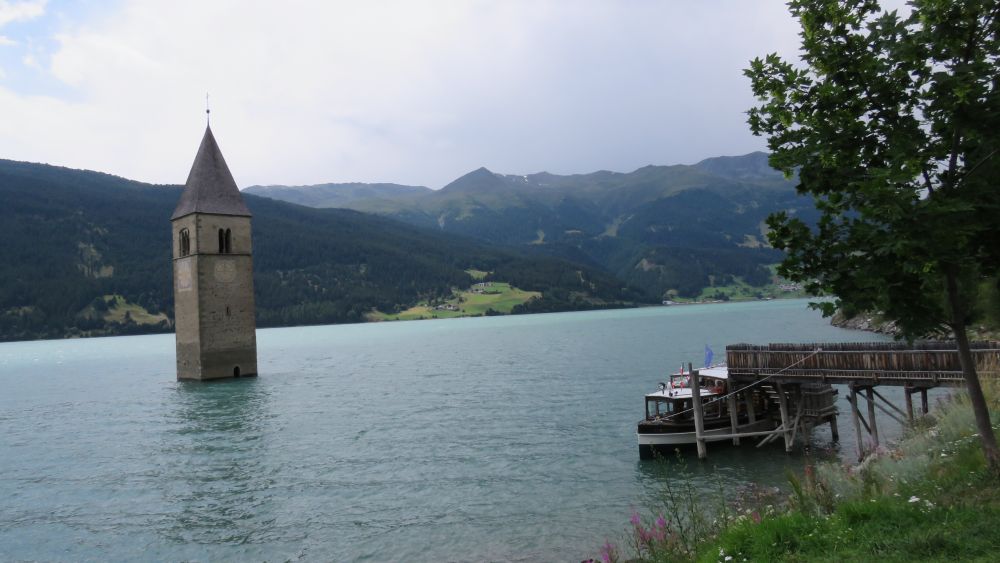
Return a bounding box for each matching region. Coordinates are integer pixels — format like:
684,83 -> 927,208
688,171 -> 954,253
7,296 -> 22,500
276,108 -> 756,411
158,379 -> 278,546
634,440 -> 820,499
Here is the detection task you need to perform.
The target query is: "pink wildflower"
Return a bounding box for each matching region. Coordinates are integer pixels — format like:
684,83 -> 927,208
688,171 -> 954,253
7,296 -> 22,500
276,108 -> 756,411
600,541 -> 617,563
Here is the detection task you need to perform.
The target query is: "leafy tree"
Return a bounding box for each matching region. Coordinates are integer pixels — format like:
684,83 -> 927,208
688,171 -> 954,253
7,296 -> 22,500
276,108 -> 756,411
746,0 -> 1000,469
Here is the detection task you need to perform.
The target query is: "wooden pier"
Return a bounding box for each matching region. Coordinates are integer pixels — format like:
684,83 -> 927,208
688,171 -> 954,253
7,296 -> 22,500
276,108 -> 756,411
684,341 -> 1000,460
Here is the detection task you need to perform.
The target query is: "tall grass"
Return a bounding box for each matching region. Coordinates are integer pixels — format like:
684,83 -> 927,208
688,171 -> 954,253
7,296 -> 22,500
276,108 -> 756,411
594,358 -> 1000,562
593,452 -> 784,563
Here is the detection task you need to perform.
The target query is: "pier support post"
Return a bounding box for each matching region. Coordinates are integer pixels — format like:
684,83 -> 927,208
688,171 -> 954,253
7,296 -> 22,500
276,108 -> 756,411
871,388 -> 909,426
690,368 -> 707,459
848,385 -> 865,461
746,390 -> 757,423
904,386 -> 915,423
921,389 -> 929,415
830,417 -> 839,442
865,387 -> 880,448
728,389 -> 740,446
776,383 -> 792,452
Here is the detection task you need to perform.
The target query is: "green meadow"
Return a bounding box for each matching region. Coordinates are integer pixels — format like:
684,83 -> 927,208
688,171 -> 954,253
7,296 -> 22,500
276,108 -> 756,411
369,282 -> 540,321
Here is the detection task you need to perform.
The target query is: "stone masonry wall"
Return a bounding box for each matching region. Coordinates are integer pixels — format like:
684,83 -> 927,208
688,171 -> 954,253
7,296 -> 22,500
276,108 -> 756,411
172,213 -> 258,380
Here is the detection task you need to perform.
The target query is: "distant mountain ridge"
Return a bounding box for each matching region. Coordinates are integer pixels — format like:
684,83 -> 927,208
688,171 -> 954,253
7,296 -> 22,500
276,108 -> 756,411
0,152 -> 816,342
246,152 -> 818,299
246,181 -> 431,210
0,159 -> 646,342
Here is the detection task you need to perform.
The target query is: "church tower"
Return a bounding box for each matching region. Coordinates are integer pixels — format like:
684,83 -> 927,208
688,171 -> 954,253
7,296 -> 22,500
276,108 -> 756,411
171,125 -> 258,380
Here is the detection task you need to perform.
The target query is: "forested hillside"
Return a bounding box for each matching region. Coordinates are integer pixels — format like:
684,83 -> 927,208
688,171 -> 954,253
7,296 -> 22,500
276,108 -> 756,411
0,160 -> 649,342
247,152 -> 818,299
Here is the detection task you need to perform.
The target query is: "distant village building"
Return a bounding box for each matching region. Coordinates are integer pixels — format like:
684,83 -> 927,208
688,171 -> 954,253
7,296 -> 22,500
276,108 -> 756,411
171,125 -> 258,380
471,282 -> 494,294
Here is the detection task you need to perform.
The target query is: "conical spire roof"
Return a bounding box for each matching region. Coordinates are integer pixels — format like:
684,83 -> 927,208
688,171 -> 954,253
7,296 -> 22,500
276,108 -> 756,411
171,125 -> 251,219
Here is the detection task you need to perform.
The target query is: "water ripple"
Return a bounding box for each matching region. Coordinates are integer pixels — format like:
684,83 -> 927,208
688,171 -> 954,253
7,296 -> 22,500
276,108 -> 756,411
0,301 -> 911,561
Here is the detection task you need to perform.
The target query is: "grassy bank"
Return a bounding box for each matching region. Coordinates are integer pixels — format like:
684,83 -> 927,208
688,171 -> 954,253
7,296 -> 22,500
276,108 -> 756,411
597,371 -> 1000,562
368,282 -> 540,321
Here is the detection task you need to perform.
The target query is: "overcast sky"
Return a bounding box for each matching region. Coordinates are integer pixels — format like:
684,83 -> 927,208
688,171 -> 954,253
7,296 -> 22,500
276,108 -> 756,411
0,1 -> 813,189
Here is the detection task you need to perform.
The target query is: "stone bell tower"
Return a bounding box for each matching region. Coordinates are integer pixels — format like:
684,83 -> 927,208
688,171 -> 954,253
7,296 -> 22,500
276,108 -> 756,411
171,125 -> 258,380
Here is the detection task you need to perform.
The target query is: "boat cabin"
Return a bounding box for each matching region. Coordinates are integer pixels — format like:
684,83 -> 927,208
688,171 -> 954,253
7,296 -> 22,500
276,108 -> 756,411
644,366 -> 729,422
637,364 -> 778,458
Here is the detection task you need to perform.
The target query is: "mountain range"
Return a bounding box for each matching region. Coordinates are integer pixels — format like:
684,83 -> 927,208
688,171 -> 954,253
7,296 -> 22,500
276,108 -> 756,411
0,151 -> 819,342
0,160 -> 644,342
247,152 -> 817,298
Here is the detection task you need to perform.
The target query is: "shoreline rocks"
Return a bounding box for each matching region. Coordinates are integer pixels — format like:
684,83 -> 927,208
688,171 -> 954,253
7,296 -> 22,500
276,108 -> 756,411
830,310 -> 901,336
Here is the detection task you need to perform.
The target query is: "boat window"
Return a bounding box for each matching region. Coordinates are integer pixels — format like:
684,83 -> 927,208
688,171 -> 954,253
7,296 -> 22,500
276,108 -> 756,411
648,398 -> 684,419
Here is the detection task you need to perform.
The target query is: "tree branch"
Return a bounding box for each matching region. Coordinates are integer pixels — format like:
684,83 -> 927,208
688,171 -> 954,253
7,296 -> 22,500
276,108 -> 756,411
945,10 -> 982,187
954,148 -> 1000,189
922,168 -> 935,195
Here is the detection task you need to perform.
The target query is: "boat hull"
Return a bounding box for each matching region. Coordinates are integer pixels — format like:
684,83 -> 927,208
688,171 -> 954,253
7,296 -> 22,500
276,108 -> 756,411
637,419 -> 776,458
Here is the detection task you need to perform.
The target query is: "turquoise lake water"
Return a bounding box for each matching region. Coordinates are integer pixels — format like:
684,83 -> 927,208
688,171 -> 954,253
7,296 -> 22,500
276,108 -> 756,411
0,300 -> 903,561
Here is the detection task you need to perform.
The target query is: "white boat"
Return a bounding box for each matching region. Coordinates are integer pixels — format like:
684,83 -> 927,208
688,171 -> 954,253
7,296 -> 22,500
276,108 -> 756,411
637,365 -> 775,458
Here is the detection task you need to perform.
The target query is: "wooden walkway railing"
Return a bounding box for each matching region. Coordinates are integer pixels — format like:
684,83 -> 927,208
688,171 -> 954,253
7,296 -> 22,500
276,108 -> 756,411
726,341 -> 1000,386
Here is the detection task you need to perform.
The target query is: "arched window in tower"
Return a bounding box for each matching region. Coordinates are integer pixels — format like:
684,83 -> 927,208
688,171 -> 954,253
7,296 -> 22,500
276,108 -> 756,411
225,229 -> 232,253
218,229 -> 225,253
179,228 -> 190,257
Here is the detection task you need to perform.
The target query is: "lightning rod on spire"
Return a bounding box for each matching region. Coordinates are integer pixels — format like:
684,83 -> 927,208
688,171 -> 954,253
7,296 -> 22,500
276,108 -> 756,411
206,92 -> 211,125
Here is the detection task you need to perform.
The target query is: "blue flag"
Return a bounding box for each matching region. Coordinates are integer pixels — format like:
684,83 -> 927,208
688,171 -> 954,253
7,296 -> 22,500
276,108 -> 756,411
704,345 -> 714,368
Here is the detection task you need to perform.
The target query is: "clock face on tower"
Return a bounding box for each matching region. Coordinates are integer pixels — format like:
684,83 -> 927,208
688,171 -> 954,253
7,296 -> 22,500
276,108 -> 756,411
177,259 -> 192,291
214,259 -> 237,283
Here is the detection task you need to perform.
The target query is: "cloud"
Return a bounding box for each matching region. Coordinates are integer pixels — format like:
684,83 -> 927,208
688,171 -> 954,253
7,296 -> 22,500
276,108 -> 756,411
0,0 -> 804,189
0,35 -> 16,46
0,0 -> 45,28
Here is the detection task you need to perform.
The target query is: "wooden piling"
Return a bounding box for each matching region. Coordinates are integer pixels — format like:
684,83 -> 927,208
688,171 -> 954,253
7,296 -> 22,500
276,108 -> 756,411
904,386 -> 914,422
848,385 -> 865,461
788,387 -> 805,446
865,387 -> 880,447
921,388 -> 929,415
727,389 -> 740,446
690,368 -> 707,459
776,383 -> 792,452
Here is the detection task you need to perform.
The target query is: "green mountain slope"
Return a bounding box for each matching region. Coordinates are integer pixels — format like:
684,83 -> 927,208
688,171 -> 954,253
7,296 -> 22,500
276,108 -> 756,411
246,181 -> 431,210
246,152 -> 819,299
0,160 -> 649,342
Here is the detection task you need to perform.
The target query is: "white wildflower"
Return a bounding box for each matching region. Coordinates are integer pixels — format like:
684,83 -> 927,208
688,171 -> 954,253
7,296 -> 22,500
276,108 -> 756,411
908,496 -> 920,503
